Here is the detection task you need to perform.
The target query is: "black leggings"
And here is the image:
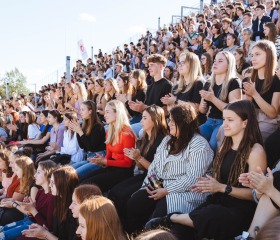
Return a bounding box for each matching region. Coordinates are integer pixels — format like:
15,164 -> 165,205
0,207 -> 24,225
82,167 -> 133,193
125,189 -> 167,234
108,174 -> 145,224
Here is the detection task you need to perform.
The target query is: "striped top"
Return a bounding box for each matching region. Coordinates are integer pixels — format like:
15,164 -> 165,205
142,134 -> 214,214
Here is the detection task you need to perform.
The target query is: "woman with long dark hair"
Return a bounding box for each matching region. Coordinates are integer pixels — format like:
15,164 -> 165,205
126,70 -> 147,124
263,22 -> 280,59
243,40 -> 280,141
25,111 -> 40,140
70,100 -> 106,182
201,52 -> 212,80
93,78 -> 106,122
233,48 -> 250,79
125,103 -> 213,234
86,77 -> 95,101
116,72 -> 133,106
147,100 -> 267,240
5,111 -> 28,143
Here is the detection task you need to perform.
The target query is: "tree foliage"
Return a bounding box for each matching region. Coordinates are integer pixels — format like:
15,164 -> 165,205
0,68 -> 30,99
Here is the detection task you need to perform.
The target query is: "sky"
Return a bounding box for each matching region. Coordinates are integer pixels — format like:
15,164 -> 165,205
0,0 -> 209,90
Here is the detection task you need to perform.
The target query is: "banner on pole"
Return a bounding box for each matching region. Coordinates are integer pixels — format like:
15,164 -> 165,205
77,39 -> 88,60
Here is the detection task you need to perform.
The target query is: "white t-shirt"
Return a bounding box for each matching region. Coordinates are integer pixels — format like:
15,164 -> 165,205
28,124 -> 40,139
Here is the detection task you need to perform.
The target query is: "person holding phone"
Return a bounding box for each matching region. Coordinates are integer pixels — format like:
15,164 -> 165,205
125,103 -> 213,234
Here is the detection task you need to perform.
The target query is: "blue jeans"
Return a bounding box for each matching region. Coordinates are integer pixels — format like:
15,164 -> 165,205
199,117 -> 223,151
72,151 -> 106,182
3,216 -> 32,240
131,122 -> 145,139
129,115 -> 142,125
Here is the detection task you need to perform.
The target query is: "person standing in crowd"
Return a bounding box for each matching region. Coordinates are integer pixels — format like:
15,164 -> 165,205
252,4 -> 271,41
128,54 -> 172,136
93,78 -> 107,122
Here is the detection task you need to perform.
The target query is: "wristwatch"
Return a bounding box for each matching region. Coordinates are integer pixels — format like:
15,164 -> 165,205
224,185 -> 232,195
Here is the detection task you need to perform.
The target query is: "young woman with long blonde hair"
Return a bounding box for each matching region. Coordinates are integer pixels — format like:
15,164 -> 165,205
83,100 -> 136,193
199,51 -> 241,150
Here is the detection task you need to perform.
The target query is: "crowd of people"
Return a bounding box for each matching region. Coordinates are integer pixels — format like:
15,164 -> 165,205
0,0 -> 280,239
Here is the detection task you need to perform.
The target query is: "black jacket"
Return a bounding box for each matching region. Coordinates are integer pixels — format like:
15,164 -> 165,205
252,15 -> 271,41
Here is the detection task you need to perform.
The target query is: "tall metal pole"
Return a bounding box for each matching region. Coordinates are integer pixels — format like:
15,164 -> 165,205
200,0 -> 204,13
91,46 -> 93,60
66,56 -> 71,83
34,83 -> 37,109
147,35 -> 150,55
158,17 -> 161,30
5,79 -> 9,99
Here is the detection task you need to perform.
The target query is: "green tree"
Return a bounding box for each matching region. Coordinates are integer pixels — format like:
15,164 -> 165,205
0,68 -> 30,99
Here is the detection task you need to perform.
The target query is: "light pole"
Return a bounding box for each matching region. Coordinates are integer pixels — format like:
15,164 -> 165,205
4,77 -> 9,99
66,56 -> 71,83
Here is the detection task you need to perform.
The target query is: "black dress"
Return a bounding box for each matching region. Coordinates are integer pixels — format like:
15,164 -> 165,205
188,149 -> 257,240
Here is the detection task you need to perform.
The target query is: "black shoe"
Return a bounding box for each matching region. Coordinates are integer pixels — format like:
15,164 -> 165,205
145,212 -> 181,229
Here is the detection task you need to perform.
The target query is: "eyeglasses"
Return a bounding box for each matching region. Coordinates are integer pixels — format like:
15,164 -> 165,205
201,58 -> 206,61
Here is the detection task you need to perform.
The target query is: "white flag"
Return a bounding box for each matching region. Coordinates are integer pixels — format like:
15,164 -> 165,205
77,39 -> 88,60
